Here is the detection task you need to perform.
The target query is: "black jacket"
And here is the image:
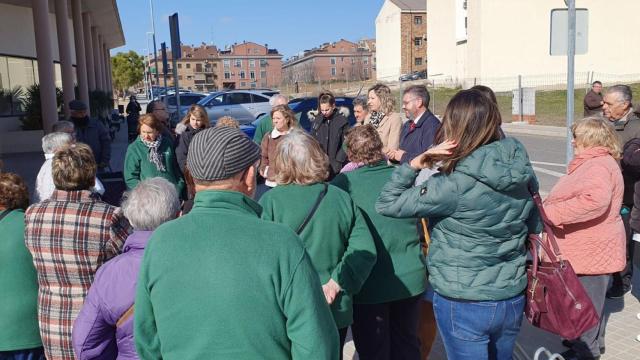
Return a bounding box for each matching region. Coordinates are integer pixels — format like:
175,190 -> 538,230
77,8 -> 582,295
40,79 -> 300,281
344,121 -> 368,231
310,108 -> 349,179
623,138 -> 640,232
175,125 -> 201,174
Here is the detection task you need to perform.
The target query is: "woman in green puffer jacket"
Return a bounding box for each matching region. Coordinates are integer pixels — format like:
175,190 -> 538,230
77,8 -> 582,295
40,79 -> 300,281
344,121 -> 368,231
376,89 -> 541,360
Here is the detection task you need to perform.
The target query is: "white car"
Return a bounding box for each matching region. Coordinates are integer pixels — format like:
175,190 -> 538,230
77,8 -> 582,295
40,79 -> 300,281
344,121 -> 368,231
198,90 -> 273,125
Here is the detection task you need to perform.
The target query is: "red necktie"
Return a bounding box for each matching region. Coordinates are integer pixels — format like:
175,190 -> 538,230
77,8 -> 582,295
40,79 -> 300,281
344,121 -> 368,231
409,121 -> 416,133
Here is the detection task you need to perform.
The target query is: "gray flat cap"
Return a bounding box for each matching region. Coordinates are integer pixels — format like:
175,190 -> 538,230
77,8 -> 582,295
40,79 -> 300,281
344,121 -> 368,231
187,127 -> 261,181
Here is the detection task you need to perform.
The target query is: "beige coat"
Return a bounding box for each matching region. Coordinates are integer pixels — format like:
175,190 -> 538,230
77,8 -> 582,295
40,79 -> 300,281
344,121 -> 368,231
363,112 -> 403,151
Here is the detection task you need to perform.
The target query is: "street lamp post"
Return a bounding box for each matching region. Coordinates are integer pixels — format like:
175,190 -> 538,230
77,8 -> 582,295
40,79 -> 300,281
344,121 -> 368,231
146,34 -> 154,99
149,0 -> 160,89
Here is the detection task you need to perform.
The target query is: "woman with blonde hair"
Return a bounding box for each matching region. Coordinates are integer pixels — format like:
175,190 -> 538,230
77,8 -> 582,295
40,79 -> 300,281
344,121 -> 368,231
544,117 -> 625,360
259,105 -> 297,188
176,104 -> 210,173
366,84 -> 403,152
259,130 -> 376,357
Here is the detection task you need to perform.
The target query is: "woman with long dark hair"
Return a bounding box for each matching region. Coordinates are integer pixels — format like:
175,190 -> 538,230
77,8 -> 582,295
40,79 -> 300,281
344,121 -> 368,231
376,89 -> 541,360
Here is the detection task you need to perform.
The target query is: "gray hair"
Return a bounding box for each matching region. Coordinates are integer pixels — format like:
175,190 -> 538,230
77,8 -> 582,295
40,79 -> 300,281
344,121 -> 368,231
606,84 -> 633,104
403,85 -> 430,109
274,129 -> 329,185
122,177 -> 179,231
269,94 -> 288,107
52,120 -> 74,133
42,132 -> 73,154
352,96 -> 368,111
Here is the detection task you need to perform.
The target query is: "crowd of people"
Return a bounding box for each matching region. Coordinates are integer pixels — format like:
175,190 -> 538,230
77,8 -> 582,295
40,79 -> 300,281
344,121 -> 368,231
0,81 -> 637,360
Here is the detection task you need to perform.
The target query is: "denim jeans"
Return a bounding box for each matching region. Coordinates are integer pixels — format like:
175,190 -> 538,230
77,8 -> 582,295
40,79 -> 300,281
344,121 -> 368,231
0,347 -> 45,360
433,292 -> 525,360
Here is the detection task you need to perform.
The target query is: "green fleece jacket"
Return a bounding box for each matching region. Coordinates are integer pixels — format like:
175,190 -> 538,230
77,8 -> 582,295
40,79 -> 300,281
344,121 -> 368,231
332,162 -> 427,304
376,138 -> 541,301
259,183 -> 377,328
124,136 -> 185,195
134,190 -> 339,360
0,209 -> 42,351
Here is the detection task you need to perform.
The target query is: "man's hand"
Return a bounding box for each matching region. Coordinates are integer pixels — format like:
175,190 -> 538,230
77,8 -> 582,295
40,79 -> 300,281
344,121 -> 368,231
322,279 -> 342,305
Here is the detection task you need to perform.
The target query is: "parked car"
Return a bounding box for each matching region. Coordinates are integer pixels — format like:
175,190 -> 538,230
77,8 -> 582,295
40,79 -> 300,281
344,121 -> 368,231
197,90 -> 273,125
251,96 -> 356,133
399,70 -> 427,82
160,92 -> 207,126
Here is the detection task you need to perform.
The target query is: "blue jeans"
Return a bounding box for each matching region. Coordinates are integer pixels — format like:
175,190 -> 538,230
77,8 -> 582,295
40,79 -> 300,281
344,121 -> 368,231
433,292 -> 525,360
0,347 -> 45,360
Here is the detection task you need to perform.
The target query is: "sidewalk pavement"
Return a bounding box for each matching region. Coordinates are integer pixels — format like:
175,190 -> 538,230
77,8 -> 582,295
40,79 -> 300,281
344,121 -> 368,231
502,122 -> 567,138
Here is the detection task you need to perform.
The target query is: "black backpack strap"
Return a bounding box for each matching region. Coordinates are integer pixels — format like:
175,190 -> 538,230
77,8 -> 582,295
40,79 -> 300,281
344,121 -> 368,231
296,183 -> 329,235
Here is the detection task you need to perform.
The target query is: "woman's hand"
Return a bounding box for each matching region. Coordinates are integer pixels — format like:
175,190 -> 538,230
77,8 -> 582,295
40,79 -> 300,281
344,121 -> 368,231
322,279 -> 342,305
409,140 -> 457,170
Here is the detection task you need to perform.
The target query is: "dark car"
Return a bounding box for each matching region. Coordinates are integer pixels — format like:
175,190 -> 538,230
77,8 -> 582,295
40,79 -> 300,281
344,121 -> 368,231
252,96 -> 356,132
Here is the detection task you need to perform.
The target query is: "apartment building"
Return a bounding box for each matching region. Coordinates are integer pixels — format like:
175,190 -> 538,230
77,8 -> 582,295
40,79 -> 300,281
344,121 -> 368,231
281,39 -> 375,84
376,0 -> 427,81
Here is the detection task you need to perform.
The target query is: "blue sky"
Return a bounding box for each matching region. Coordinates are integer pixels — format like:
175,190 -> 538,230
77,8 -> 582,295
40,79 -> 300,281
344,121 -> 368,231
112,0 -> 383,59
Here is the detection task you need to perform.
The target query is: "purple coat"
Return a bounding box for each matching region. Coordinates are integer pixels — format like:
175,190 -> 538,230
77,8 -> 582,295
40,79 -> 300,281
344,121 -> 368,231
72,231 -> 151,360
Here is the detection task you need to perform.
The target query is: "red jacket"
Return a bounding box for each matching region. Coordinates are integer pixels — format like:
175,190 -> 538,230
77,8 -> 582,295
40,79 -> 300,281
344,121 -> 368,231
544,147 -> 626,275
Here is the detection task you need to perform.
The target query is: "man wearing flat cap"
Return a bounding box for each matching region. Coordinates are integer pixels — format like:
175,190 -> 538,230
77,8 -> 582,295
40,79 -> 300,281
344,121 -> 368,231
134,127 -> 340,359
68,100 -> 111,171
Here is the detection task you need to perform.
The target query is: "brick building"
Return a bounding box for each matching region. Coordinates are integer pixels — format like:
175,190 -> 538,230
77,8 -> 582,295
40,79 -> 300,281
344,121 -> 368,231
219,42 -> 283,89
152,42 -> 283,92
376,0 -> 427,81
281,39 -> 375,85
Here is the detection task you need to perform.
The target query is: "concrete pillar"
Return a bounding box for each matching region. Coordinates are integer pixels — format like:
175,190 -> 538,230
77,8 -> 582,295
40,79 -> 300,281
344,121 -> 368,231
82,12 -> 96,91
32,0 -> 59,133
102,42 -> 110,93
92,30 -> 104,90
54,0 -> 74,118
71,0 -> 89,111
104,44 -> 113,93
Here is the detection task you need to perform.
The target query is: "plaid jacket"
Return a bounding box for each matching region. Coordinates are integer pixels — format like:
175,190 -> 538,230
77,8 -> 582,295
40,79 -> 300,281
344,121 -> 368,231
25,190 -> 130,360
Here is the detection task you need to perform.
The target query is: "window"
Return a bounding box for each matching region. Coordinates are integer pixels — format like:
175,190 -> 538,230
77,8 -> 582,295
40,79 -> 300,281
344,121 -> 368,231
0,56 -> 37,116
252,94 -> 269,103
178,75 -> 183,80
187,75 -> 193,80
249,59 -> 255,68
260,59 -> 268,67
178,63 -> 182,69
186,63 -> 191,69
240,82 -> 246,87
414,16 -> 423,25
250,83 -> 257,88
351,57 -> 355,64
330,57 -> 336,65
260,70 -> 267,79
240,70 -> 246,79
363,57 -> 369,65
415,57 -> 423,66
235,59 -> 242,67
223,59 -> 230,68
364,68 -> 369,78
195,63 -> 203,72
224,71 -> 231,79
331,67 -> 336,76
250,71 -> 255,79
414,37 -> 422,46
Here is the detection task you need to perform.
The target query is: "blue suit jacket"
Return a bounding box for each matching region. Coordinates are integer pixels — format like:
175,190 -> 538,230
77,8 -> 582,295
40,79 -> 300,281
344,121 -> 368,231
399,110 -> 441,164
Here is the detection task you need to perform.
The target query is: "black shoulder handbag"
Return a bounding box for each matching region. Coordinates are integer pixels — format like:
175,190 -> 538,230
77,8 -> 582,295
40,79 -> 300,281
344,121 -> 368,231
296,183 -> 329,234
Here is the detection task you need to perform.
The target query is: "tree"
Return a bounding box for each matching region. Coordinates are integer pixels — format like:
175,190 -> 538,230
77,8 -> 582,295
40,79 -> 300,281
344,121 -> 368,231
111,51 -> 144,96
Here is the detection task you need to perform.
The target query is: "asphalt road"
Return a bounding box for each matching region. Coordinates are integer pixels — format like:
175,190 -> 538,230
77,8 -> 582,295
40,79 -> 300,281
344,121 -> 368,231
508,133 -> 567,195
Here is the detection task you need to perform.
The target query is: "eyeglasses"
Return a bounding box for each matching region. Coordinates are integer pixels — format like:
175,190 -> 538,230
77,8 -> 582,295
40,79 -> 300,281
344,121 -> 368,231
402,97 -> 419,106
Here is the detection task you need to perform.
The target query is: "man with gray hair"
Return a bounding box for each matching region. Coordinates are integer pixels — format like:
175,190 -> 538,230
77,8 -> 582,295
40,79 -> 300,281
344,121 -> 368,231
134,127 -> 339,359
253,94 -> 290,144
35,132 -> 104,202
603,84 -> 640,298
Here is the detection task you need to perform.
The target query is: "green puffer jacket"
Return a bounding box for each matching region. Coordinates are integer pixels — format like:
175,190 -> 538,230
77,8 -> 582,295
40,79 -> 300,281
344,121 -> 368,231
376,137 -> 542,301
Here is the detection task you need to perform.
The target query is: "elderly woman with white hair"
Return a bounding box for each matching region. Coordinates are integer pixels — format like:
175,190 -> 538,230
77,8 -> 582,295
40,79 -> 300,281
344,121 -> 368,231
35,132 -> 104,202
258,130 -> 377,357
72,177 -> 180,360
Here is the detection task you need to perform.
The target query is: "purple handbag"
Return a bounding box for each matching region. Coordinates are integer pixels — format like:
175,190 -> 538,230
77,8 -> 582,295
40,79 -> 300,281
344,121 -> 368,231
525,191 -> 600,340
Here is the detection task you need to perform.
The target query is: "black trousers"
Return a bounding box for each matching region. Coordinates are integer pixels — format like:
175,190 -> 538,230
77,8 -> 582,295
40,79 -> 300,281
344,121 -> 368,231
351,296 -> 421,360
612,211 -> 635,290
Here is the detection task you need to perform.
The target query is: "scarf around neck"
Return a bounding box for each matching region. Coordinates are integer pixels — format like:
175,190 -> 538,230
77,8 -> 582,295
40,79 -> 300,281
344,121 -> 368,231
369,111 -> 386,129
141,135 -> 166,172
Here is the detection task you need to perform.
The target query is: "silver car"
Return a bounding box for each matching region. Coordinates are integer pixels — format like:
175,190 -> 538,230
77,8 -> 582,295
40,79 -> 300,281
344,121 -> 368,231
198,90 -> 273,125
